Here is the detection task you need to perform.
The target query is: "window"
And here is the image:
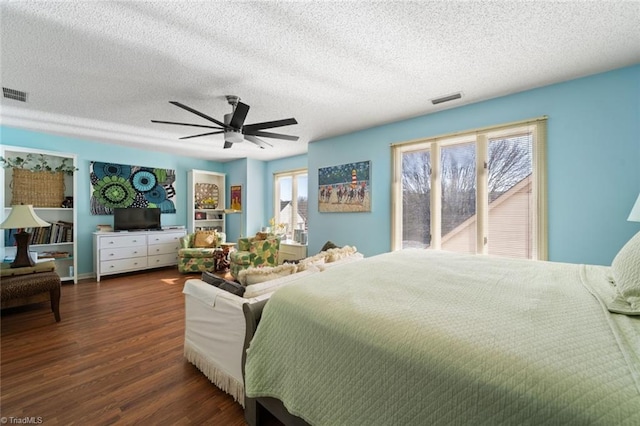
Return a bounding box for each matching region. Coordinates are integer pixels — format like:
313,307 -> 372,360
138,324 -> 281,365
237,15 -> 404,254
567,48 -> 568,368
392,118 -> 547,260
274,169 -> 308,237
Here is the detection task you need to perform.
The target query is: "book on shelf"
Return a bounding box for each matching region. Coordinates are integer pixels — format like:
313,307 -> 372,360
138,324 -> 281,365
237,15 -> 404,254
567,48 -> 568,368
4,222 -> 74,246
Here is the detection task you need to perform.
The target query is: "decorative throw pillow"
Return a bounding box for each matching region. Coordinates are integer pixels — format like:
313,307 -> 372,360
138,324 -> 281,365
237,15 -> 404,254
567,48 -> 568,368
321,252 -> 364,269
201,271 -> 245,296
609,230 -> 640,314
297,253 -> 326,271
325,245 -> 358,262
237,263 -> 297,286
320,240 -> 339,253
254,232 -> 270,241
193,230 -> 217,248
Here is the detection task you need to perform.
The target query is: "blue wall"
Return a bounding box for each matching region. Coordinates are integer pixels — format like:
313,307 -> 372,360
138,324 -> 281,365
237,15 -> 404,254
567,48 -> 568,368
307,64 -> 640,265
0,127 -> 225,277
245,158 -> 267,238
3,65 -> 638,273
222,158 -> 247,242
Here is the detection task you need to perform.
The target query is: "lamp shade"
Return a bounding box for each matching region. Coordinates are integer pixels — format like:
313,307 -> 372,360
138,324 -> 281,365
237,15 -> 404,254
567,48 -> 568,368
628,194 -> 640,222
0,205 -> 51,229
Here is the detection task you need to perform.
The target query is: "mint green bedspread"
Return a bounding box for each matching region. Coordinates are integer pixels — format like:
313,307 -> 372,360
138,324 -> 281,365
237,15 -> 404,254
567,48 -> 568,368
245,249 -> 640,425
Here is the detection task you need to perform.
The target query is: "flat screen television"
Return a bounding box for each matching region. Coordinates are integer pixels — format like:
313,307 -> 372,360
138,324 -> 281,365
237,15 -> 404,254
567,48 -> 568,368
113,208 -> 161,231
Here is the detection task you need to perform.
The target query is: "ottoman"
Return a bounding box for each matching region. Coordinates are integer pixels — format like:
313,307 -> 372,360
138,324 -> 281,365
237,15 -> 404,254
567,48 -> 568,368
1,263 -> 61,322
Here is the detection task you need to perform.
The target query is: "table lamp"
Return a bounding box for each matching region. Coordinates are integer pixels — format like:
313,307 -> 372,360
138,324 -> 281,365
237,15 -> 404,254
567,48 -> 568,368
0,205 -> 51,268
628,193 -> 640,222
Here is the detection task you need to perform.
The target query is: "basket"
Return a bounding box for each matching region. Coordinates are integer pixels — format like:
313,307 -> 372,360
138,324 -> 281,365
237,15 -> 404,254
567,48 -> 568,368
195,183 -> 219,209
11,169 -> 65,207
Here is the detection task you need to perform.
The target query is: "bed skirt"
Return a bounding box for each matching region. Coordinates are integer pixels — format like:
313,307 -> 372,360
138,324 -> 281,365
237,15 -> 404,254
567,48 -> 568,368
184,341 -> 245,406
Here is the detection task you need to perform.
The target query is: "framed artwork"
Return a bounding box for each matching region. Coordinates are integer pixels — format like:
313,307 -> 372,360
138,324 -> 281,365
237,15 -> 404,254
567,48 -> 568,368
89,161 -> 177,215
194,211 -> 206,220
318,160 -> 371,212
230,184 -> 242,211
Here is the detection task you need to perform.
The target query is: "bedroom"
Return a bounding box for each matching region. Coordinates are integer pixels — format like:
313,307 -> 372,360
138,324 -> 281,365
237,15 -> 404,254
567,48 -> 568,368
1,1 -> 639,424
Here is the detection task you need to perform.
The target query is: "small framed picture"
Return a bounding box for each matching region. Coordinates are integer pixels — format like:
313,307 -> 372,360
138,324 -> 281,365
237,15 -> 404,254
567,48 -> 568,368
195,211 -> 206,220
230,184 -> 242,211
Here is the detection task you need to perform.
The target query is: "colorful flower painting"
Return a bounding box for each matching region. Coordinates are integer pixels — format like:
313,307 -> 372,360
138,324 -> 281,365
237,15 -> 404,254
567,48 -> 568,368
90,161 -> 177,215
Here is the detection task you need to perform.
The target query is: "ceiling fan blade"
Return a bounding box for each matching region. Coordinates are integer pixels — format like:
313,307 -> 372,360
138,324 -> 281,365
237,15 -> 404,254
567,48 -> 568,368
151,119 -> 223,130
249,130 -> 299,141
243,118 -> 297,132
179,131 -> 224,140
169,101 -> 228,128
229,101 -> 250,129
223,141 -> 234,149
245,135 -> 272,149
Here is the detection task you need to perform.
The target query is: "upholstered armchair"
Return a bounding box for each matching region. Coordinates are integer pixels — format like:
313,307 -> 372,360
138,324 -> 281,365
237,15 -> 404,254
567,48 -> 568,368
178,230 -> 226,273
229,234 -> 280,279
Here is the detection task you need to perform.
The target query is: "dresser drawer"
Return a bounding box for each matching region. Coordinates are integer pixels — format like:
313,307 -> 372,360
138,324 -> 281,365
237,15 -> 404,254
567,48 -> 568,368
147,231 -> 185,246
147,253 -> 179,267
100,246 -> 147,261
99,235 -> 147,249
100,257 -> 148,274
147,242 -> 180,256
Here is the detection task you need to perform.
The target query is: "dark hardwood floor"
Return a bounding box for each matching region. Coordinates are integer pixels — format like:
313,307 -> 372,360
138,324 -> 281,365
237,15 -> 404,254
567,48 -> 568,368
0,267 -> 268,425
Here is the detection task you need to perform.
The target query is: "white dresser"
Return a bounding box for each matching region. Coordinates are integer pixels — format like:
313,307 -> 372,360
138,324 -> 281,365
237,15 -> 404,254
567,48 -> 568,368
93,229 -> 186,282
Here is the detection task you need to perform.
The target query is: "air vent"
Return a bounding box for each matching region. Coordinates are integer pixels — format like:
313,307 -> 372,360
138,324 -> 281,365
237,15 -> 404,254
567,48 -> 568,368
431,92 -> 462,105
3,87 -> 28,102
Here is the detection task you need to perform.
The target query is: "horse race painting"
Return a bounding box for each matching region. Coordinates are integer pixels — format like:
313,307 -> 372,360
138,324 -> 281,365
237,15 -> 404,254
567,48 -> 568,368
318,160 -> 371,213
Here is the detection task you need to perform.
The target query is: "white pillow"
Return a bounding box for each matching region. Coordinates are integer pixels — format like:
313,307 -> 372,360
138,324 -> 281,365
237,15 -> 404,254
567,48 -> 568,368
243,268 -> 319,299
237,263 -> 297,286
609,230 -> 640,314
297,253 -> 326,271
325,245 -> 358,262
322,252 -> 364,269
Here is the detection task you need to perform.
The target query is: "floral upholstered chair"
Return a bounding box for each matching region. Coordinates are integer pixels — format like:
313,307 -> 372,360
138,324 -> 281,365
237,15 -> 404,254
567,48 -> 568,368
229,233 -> 280,279
178,230 -> 226,273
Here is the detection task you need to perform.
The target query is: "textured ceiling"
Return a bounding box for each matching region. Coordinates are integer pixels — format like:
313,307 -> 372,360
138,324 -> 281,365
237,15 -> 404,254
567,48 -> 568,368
1,1 -> 639,162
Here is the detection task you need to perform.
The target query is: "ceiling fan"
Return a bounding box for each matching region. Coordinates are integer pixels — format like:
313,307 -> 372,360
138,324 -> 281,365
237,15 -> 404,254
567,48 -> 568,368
151,95 -> 299,149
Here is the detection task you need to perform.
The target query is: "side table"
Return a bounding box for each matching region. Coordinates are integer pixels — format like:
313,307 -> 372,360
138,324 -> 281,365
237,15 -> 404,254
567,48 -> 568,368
216,242 -> 237,272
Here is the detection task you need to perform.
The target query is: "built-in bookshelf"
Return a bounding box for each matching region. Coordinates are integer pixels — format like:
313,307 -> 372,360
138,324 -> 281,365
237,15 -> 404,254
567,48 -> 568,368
187,170 -> 225,234
1,146 -> 78,283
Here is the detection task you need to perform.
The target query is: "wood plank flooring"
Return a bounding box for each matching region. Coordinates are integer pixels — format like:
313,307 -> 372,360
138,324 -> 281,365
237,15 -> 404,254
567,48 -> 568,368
0,268 -> 270,425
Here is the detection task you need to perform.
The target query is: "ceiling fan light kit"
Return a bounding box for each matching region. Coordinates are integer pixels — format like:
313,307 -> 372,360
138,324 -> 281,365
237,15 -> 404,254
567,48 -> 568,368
151,95 -> 299,150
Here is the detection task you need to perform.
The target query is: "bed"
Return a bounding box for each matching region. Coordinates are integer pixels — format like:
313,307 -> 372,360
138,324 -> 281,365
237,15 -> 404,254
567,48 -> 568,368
242,232 -> 640,426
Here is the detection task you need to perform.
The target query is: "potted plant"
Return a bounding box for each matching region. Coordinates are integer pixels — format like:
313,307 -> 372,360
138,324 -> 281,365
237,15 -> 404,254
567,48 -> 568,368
0,154 -> 77,175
